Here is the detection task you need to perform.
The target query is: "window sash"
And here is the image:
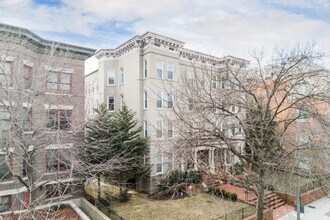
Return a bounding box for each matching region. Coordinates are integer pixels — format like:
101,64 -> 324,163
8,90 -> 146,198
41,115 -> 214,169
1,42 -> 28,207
167,63 -> 174,79
167,93 -> 173,108
156,154 -> 163,173
108,97 -> 115,111
156,60 -> 163,78
47,110 -> 72,130
0,196 -> 10,212
107,69 -> 115,85
156,121 -> 162,138
156,92 -> 162,108
144,60 -> 148,78
144,91 -> 148,109
0,155 -> 11,180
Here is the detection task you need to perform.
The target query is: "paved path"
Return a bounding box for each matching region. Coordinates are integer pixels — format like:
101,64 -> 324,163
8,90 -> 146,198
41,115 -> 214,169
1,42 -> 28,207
279,195 -> 330,220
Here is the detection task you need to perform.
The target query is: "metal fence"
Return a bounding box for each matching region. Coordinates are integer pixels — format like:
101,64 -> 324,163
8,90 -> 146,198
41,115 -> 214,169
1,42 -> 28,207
300,180 -> 323,194
218,205 -> 256,220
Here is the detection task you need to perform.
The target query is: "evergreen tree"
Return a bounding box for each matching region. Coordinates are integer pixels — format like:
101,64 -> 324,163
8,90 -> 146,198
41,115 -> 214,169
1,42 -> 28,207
81,104 -> 149,201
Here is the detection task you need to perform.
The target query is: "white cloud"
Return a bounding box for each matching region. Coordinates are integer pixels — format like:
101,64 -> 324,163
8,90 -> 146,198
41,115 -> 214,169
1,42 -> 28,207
0,0 -> 329,65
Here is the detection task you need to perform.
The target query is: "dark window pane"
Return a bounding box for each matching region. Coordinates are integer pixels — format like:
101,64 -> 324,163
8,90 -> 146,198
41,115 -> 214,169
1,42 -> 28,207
47,110 -> 58,130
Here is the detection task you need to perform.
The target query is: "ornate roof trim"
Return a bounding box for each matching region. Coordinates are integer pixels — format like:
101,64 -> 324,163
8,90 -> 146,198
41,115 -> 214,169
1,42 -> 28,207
0,23 -> 96,58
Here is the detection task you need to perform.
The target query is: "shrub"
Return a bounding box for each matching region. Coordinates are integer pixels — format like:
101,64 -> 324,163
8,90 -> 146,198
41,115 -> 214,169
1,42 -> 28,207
118,189 -> 130,202
207,186 -> 237,201
229,162 -> 244,175
157,170 -> 203,196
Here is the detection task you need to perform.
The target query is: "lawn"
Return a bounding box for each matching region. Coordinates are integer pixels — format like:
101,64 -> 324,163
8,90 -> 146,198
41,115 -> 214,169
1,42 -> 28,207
112,192 -> 255,220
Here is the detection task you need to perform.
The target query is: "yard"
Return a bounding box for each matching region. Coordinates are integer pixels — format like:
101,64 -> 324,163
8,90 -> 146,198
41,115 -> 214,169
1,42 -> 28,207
112,192 -> 255,220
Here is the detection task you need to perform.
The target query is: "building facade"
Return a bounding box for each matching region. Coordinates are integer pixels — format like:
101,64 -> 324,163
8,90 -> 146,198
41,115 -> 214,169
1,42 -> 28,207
0,23 -> 95,213
85,32 -> 248,193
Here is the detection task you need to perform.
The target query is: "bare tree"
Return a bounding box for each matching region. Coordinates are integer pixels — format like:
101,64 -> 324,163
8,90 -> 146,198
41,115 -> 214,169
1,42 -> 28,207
0,29 -> 87,219
168,44 -> 330,220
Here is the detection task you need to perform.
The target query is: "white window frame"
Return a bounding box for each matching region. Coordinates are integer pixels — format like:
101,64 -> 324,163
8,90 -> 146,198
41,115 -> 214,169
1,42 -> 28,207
120,67 -> 124,84
120,95 -> 124,108
107,69 -> 115,86
167,63 -> 174,80
167,93 -> 173,108
156,153 -> 163,174
144,60 -> 148,78
168,121 -> 173,138
156,60 -> 163,79
143,121 -> 148,137
144,91 -> 148,109
156,121 -> 163,138
156,91 -> 163,109
108,96 -> 115,111
188,71 -> 194,86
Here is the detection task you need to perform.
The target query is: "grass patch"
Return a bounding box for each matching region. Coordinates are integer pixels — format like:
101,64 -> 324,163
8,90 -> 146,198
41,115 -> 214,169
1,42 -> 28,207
112,192 -> 255,220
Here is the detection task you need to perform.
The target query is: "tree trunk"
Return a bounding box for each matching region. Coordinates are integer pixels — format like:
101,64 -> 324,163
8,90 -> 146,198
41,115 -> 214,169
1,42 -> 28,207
97,173 -> 101,202
256,184 -> 265,220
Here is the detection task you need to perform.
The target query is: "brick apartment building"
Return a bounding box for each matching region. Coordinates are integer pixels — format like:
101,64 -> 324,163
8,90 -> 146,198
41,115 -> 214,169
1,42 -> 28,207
0,23 -> 95,213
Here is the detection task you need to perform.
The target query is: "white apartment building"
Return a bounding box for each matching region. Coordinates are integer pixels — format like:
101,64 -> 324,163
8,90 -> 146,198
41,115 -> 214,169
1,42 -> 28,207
85,32 -> 248,193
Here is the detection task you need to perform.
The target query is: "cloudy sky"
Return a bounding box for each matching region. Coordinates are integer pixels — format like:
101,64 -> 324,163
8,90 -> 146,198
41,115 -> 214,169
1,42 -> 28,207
0,0 -> 329,63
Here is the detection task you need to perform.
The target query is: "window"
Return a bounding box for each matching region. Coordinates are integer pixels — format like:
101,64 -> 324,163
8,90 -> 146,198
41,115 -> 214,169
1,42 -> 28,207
231,124 -> 236,136
0,106 -> 10,131
47,109 -> 72,130
188,72 -> 194,86
23,107 -> 32,131
201,73 -> 206,87
21,65 -> 32,89
144,60 -> 148,78
167,93 -> 173,108
221,77 -> 226,89
168,121 -> 173,138
156,121 -> 163,138
156,60 -> 163,78
0,195 -> 11,212
188,98 -> 193,111
94,79 -> 98,93
47,72 -> 71,94
108,96 -> 115,111
107,69 -> 115,85
120,95 -> 124,108
144,91 -> 148,109
298,105 -> 309,122
46,183 -> 72,198
156,91 -> 162,108
47,149 -> 71,172
0,154 -> 11,180
0,61 -> 12,86
120,67 -> 124,84
212,76 -> 218,89
167,63 -> 174,80
156,153 -> 163,174
143,121 -> 148,137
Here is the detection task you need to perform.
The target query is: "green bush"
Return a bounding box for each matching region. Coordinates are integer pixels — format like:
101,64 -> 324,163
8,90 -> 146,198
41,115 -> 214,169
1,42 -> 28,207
229,162 -> 244,175
157,170 -> 203,195
118,189 -> 130,202
207,186 -> 237,201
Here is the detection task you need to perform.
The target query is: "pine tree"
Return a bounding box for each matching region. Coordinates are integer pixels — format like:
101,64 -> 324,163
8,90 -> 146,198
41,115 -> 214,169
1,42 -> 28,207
81,104 -> 149,201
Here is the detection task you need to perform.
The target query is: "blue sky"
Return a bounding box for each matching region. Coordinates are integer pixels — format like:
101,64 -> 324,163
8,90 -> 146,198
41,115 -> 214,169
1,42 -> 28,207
0,0 -> 329,65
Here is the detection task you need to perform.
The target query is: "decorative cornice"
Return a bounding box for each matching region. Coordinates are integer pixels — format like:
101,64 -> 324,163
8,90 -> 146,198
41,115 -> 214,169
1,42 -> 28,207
0,23 -> 96,60
95,32 -> 249,67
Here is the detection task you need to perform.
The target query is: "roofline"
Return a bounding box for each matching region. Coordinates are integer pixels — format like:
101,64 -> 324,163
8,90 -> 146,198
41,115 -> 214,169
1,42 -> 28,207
0,23 -> 96,56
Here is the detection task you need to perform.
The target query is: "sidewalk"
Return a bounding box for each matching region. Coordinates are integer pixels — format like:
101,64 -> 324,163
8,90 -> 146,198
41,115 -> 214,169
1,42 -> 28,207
279,195 -> 330,220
